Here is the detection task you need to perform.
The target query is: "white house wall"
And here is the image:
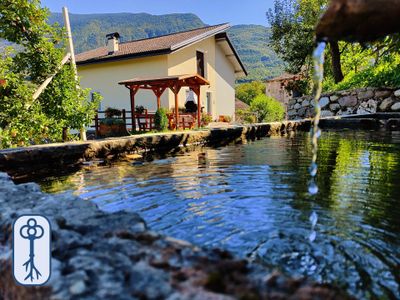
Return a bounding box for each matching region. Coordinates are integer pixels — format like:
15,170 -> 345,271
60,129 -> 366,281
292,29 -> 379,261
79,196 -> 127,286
78,55 -> 169,112
215,43 -> 236,120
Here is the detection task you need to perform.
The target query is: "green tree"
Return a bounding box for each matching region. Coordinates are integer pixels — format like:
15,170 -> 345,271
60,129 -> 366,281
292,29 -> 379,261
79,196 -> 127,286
235,81 -> 265,104
267,0 -> 344,83
0,0 -> 99,148
250,94 -> 285,122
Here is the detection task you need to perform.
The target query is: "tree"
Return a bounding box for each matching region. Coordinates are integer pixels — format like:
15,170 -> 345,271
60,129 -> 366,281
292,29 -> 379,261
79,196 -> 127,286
0,0 -> 100,148
250,94 -> 285,122
235,81 -> 265,104
267,0 -> 344,83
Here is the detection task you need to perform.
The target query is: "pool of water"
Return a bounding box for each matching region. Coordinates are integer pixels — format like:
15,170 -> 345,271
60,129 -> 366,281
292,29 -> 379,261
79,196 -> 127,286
40,131 -> 400,299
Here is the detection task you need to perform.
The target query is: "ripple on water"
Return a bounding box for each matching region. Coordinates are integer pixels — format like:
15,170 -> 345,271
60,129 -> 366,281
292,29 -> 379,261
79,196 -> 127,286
40,131 -> 400,299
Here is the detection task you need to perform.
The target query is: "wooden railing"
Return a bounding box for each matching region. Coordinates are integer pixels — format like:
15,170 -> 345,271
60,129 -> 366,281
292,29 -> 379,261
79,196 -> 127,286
92,110 -> 197,137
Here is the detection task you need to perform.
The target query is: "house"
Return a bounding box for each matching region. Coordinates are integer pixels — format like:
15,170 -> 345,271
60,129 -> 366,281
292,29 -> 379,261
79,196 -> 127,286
76,24 -> 247,123
265,73 -> 303,107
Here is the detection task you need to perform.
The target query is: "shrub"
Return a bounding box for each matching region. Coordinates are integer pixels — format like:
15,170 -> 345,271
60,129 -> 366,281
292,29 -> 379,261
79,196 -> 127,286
236,109 -> 257,124
154,108 -> 169,131
235,81 -> 265,104
104,107 -> 122,118
249,94 -> 285,123
135,105 -> 145,114
324,55 -> 400,92
201,113 -> 213,126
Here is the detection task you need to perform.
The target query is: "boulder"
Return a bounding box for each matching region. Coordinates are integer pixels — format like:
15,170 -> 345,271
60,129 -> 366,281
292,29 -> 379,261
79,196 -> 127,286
302,100 -> 310,107
294,103 -> 302,110
394,89 -> 400,97
330,103 -> 341,112
357,99 -> 377,114
379,98 -> 394,111
358,90 -> 374,100
391,102 -> 400,111
338,96 -> 358,107
319,97 -> 330,108
375,90 -> 392,99
321,110 -> 334,117
330,95 -> 339,102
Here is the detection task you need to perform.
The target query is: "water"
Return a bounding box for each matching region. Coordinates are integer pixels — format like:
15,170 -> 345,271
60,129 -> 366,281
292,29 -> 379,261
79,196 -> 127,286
307,42 -> 326,243
40,131 -> 400,299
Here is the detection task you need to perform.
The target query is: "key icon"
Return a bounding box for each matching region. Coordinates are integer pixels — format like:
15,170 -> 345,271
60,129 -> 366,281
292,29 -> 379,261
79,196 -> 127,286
20,218 -> 44,281
13,215 -> 51,286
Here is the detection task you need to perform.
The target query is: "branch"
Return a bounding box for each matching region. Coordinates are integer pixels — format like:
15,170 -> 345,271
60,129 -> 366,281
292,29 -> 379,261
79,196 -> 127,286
32,53 -> 71,101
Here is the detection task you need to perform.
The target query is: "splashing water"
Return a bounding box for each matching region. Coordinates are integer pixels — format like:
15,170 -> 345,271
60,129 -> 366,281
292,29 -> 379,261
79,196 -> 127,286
308,42 -> 326,242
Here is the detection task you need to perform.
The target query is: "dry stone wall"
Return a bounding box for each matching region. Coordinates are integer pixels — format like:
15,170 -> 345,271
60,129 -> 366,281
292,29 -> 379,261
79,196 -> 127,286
288,88 -> 400,119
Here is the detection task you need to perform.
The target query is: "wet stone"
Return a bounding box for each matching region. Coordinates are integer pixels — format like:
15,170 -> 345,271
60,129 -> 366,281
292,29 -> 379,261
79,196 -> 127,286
379,98 -> 394,111
339,96 -> 358,107
391,102 -> 400,111
319,97 -> 330,108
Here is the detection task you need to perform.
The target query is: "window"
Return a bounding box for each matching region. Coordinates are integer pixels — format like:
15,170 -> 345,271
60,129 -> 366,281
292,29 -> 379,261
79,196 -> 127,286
196,51 -> 205,78
206,92 -> 212,114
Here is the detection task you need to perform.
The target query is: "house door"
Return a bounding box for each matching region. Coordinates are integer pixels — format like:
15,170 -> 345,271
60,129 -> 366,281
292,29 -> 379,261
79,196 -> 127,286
206,92 -> 212,115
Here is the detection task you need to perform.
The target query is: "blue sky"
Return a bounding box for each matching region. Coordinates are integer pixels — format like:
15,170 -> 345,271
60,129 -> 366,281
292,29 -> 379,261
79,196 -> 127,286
41,0 -> 275,26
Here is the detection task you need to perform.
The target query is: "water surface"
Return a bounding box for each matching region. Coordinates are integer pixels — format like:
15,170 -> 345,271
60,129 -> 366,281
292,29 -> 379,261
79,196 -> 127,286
40,131 -> 400,299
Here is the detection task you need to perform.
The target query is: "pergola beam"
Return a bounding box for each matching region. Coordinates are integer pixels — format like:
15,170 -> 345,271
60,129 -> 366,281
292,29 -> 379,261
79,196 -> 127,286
119,74 -> 210,131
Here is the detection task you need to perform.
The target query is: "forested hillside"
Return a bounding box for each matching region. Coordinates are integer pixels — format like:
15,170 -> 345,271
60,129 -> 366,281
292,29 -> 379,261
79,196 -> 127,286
1,12 -> 284,81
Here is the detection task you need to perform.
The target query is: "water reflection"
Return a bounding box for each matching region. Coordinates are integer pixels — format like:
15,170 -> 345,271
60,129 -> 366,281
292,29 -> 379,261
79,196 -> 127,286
40,131 -> 400,299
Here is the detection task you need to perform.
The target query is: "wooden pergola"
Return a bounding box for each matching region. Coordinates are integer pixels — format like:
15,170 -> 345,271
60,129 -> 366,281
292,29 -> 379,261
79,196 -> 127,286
118,74 -> 210,129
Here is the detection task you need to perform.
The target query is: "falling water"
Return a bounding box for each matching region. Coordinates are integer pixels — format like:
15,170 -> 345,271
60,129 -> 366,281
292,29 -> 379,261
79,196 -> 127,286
308,42 -> 326,242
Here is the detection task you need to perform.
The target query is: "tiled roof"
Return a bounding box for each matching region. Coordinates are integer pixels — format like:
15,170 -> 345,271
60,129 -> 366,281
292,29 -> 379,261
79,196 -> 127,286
76,24 -> 230,65
235,99 -> 250,110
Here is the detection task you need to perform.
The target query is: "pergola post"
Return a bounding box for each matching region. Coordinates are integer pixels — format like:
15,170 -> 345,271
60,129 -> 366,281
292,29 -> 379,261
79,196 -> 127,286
193,86 -> 201,128
129,86 -> 139,131
170,84 -> 181,130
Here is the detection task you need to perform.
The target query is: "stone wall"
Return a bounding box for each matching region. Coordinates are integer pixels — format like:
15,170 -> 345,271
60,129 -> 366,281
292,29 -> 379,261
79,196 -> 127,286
287,87 -> 400,119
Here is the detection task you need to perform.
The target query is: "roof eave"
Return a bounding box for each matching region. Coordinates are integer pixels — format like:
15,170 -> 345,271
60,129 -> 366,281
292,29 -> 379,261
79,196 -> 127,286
170,23 -> 231,51
76,49 -> 172,66
215,32 -> 248,77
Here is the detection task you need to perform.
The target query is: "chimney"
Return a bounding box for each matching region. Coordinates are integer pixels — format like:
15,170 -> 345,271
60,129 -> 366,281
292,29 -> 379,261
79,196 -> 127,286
106,32 -> 120,54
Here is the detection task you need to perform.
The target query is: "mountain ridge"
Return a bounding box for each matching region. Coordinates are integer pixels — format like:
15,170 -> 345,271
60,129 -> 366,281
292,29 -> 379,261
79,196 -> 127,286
1,12 -> 284,81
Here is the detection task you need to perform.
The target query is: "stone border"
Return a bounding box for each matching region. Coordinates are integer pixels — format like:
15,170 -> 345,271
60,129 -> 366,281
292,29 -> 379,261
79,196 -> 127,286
0,172 -> 352,299
0,122 -> 311,181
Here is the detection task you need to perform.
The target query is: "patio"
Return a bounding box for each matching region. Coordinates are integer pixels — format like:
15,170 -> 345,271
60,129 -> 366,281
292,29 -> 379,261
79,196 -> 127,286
118,74 -> 210,131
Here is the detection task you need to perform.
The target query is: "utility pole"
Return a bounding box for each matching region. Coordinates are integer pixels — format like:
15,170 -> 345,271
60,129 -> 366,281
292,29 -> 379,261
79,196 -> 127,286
63,7 -> 87,141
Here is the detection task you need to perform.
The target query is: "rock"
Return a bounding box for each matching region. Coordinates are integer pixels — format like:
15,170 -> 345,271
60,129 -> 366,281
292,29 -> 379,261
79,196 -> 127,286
339,108 -> 355,116
288,110 -> 297,117
319,97 -> 330,108
297,107 -> 307,117
339,96 -> 358,107
375,90 -> 392,99
330,95 -> 339,102
330,103 -> 341,112
321,110 -> 334,117
394,89 -> 400,97
294,103 -> 302,110
357,99 -> 377,114
302,100 -> 310,107
391,102 -> 400,111
358,90 -> 374,100
379,98 -> 394,111
69,280 -> 86,295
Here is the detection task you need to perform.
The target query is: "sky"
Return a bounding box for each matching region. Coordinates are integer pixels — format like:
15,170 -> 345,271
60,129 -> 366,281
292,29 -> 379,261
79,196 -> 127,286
41,0 -> 275,26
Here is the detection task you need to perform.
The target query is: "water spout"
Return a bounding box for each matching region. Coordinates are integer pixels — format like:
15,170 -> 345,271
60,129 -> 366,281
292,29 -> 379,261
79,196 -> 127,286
316,0 -> 400,42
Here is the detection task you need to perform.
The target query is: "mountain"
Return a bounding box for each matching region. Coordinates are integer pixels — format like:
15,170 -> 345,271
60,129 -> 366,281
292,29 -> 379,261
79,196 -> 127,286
228,25 -> 284,81
48,12 -> 206,54
1,12 -> 284,81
